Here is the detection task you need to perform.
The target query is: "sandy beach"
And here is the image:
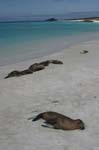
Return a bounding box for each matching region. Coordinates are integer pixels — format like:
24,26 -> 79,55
0,39 -> 99,150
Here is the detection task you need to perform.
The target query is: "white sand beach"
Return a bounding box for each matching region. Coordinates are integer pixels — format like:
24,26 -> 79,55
0,39 -> 99,150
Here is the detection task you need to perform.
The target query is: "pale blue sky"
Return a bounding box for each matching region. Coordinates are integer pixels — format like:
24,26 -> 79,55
0,0 -> 99,16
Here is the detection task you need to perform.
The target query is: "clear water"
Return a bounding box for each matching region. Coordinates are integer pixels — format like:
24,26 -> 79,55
0,21 -> 99,66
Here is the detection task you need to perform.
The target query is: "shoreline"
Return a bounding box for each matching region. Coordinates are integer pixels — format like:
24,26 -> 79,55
1,32 -> 99,67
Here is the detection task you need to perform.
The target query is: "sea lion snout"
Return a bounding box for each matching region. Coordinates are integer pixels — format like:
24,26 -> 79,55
80,125 -> 85,130
80,122 -> 85,130
76,119 -> 85,130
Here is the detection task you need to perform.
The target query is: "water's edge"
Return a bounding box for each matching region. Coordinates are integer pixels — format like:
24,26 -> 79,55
0,21 -> 99,66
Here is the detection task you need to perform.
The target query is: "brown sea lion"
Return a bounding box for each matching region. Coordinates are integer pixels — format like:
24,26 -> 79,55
28,111 -> 85,130
28,63 -> 45,72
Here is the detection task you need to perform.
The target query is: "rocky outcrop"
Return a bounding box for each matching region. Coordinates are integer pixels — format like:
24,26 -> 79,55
81,19 -> 93,22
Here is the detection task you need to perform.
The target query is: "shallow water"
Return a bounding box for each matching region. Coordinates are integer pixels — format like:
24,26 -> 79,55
0,21 -> 99,66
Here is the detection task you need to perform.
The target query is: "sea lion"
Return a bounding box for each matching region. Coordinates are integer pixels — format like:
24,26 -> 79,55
48,60 -> 63,64
4,70 -> 21,79
39,60 -> 63,66
80,50 -> 88,54
28,111 -> 85,130
39,60 -> 50,66
28,63 -> 45,72
4,69 -> 33,79
20,69 -> 33,75
4,59 -> 63,79
4,63 -> 44,79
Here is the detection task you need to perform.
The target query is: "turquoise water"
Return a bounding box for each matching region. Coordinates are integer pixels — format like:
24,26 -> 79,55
0,21 -> 99,66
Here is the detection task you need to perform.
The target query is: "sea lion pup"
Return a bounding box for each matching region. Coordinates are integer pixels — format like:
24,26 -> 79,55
4,69 -> 33,79
80,50 -> 88,54
29,111 -> 85,130
28,63 -> 45,72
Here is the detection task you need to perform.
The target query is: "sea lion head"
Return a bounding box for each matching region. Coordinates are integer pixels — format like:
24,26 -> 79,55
75,119 -> 85,130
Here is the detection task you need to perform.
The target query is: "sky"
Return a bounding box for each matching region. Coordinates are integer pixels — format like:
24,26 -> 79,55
0,0 -> 99,17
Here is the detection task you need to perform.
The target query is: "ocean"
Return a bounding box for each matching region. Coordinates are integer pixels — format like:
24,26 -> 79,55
0,21 -> 99,66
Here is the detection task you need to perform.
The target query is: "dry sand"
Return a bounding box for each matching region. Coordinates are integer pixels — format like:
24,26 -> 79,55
0,39 -> 99,150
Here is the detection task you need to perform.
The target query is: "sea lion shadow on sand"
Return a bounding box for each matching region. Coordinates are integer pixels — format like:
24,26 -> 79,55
28,111 -> 85,131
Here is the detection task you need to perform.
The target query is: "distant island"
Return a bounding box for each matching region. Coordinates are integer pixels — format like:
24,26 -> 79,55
45,18 -> 58,22
45,17 -> 99,22
1,16 -> 99,23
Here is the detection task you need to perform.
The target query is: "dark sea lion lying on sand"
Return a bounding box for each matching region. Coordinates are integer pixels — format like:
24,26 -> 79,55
39,60 -> 50,66
28,63 -> 45,72
4,64 -> 45,79
4,70 -> 20,79
48,60 -> 63,64
80,50 -> 88,54
4,59 -> 63,79
19,69 -> 33,75
28,111 -> 85,130
4,69 -> 33,79
39,60 -> 63,66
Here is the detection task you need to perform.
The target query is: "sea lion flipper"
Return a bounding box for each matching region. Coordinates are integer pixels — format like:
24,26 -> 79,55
53,123 -> 60,129
44,121 -> 60,129
41,124 -> 54,129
